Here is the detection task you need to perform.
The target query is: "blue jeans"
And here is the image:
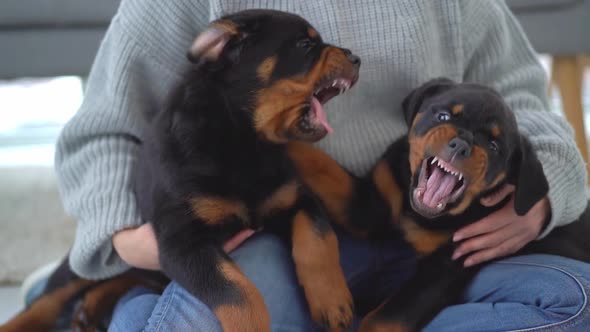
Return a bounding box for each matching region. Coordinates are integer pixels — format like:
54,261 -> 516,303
109,231 -> 590,332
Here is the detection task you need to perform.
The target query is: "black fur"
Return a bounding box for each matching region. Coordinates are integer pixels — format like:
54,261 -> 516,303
299,78 -> 589,331
0,10 -> 361,332
135,9 -> 360,331
364,80 -> 588,331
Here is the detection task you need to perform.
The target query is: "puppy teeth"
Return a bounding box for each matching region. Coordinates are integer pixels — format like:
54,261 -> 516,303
431,157 -> 437,165
437,203 -> 444,209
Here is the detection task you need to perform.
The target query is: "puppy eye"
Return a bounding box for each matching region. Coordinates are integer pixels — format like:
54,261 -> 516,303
296,38 -> 314,49
436,111 -> 451,122
490,140 -> 499,152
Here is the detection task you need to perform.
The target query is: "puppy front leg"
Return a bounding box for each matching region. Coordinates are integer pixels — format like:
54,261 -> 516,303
157,224 -> 269,332
291,207 -> 353,331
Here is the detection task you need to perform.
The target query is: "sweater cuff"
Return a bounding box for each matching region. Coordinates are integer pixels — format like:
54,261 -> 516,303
68,213 -> 143,280
57,137 -> 145,279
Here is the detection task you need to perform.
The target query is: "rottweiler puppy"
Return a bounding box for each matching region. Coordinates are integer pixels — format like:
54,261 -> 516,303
289,78 -> 590,332
0,9 -> 360,332
0,256 -> 167,332
134,9 -> 360,332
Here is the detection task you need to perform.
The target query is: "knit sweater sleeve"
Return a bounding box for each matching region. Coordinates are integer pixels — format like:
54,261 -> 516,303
459,0 -> 587,238
55,0 -> 210,279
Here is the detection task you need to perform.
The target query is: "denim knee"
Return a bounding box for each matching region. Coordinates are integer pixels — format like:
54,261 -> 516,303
109,287 -> 159,332
425,254 -> 590,332
489,254 -> 590,331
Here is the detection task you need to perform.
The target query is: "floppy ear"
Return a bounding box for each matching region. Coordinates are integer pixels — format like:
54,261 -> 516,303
187,21 -> 240,63
508,135 -> 549,215
401,77 -> 456,126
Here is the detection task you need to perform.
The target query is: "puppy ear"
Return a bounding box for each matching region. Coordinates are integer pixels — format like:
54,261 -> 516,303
508,135 -> 549,216
188,21 -> 239,63
402,77 -> 455,126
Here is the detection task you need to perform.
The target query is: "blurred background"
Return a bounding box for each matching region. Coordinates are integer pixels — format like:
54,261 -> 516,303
1,0 -> 589,323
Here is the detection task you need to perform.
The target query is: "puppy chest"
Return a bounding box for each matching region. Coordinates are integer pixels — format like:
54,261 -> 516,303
189,180 -> 299,229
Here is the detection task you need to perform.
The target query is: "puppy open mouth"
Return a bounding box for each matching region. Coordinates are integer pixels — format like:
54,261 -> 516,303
411,156 -> 467,217
307,75 -> 358,135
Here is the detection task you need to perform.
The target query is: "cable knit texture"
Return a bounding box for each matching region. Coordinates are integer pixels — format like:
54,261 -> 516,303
55,0 -> 587,279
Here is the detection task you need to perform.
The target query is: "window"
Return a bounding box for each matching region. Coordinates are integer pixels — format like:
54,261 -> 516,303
0,76 -> 83,167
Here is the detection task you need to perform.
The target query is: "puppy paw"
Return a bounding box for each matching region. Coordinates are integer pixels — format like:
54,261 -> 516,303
71,302 -> 97,332
305,277 -> 354,331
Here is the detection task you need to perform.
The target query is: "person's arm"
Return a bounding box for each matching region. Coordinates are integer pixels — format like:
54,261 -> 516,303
55,0 -> 210,279
452,0 -> 587,265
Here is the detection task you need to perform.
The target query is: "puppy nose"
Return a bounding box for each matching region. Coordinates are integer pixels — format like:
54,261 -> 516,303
447,137 -> 471,159
349,54 -> 361,66
342,48 -> 361,66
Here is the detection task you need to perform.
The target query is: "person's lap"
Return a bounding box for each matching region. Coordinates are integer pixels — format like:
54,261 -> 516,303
108,230 -> 590,332
425,254 -> 590,332
109,229 -> 415,332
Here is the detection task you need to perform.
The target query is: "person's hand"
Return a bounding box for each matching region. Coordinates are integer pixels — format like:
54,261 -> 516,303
113,223 -> 160,270
451,184 -> 550,267
112,223 -> 256,270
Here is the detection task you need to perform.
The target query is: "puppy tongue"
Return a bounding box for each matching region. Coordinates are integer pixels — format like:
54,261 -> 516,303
422,167 -> 458,208
311,96 -> 333,134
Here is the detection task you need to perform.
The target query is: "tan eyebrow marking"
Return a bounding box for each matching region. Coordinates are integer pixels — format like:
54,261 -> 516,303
491,124 -> 501,138
307,27 -> 318,38
452,104 -> 464,115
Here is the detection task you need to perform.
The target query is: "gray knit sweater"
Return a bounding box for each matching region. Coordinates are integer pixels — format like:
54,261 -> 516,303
55,0 -> 587,279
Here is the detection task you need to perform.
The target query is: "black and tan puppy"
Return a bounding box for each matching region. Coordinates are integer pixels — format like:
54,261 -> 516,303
0,9 -> 360,332
289,78 -> 590,332
134,9 -> 360,332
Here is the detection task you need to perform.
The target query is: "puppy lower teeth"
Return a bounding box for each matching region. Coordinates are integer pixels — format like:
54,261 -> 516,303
437,203 -> 443,209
